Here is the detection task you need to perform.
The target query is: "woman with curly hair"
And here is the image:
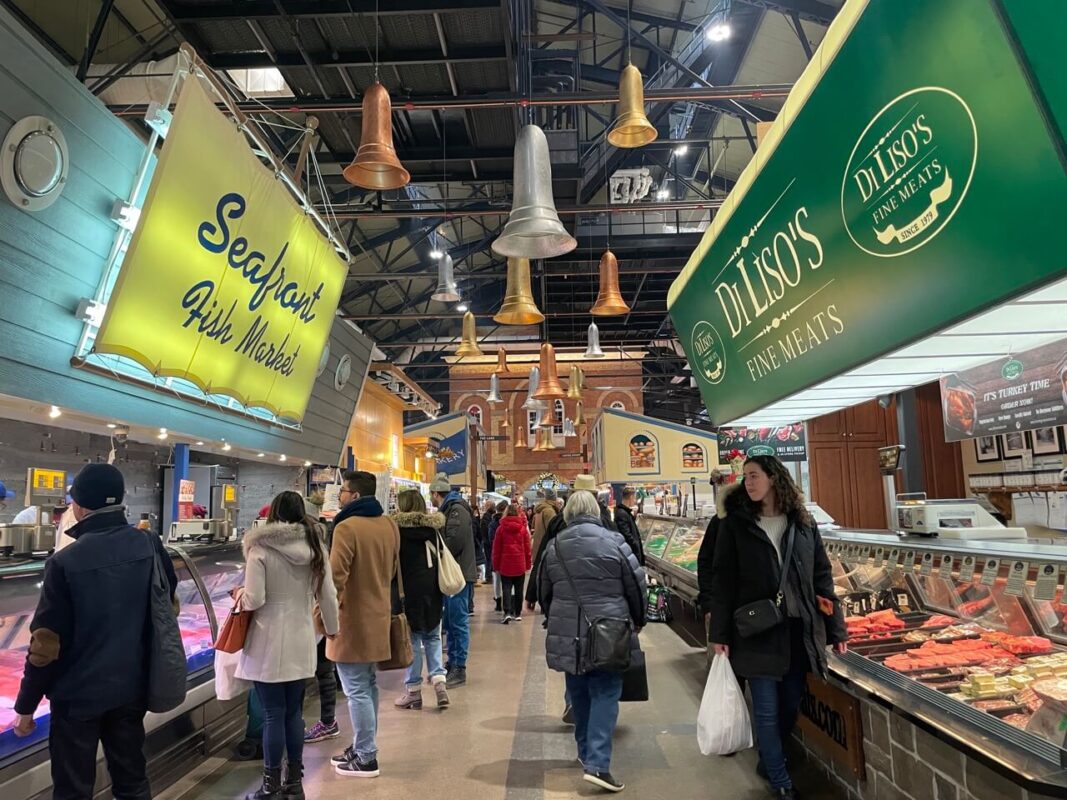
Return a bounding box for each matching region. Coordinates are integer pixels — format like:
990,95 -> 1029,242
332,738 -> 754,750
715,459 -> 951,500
707,455 -> 847,799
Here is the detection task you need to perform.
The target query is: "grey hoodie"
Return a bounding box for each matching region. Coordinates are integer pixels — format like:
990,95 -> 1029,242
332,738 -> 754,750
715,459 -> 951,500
236,522 -> 339,684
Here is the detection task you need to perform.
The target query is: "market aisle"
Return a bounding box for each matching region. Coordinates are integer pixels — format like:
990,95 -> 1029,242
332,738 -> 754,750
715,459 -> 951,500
158,585 -> 845,800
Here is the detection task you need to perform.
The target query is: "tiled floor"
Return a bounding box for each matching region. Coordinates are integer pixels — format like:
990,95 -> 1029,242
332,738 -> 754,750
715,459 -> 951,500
159,586 -> 846,800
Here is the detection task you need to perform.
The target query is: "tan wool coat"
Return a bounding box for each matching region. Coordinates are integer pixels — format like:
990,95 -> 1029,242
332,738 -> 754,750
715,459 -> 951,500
325,513 -> 399,664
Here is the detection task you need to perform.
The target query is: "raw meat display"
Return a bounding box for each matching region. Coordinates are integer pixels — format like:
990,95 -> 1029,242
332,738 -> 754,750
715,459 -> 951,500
922,615 -> 955,628
978,632 -> 1053,656
846,609 -> 906,638
884,639 -> 1021,672
1002,713 -> 1032,729
957,594 -> 996,618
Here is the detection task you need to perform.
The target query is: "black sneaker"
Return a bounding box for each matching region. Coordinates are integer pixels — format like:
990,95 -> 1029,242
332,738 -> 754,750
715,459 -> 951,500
330,746 -> 355,766
446,666 -> 467,686
583,771 -> 624,793
334,757 -> 379,778
562,705 -> 575,725
772,789 -> 799,800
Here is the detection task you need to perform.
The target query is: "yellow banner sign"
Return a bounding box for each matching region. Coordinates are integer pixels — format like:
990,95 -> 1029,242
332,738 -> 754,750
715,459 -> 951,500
94,76 -> 347,422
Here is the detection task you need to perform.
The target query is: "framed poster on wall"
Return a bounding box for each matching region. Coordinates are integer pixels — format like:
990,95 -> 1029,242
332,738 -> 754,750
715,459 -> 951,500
974,436 -> 1001,463
1032,427 -> 1062,455
1001,432 -> 1030,459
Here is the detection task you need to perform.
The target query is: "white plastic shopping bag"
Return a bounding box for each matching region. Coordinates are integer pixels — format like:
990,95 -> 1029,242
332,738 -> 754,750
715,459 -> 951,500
697,654 -> 753,755
214,648 -> 251,701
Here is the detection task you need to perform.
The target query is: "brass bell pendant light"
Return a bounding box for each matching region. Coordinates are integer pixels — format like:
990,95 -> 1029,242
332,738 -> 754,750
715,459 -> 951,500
584,321 -> 605,358
541,427 -> 559,451
532,343 -> 566,400
608,64 -> 658,149
487,373 -> 502,404
492,125 -> 577,259
591,249 -> 631,316
494,258 -> 545,325
515,425 -> 528,449
431,254 -> 460,303
343,83 -> 411,190
570,399 -> 585,427
455,311 -> 483,357
523,367 -> 546,411
494,347 -> 510,376
566,365 -> 584,400
531,425 -> 545,452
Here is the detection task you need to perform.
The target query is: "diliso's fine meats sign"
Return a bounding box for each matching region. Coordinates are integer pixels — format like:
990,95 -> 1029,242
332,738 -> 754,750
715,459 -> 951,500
940,338 -> 1067,442
667,0 -> 1067,426
93,76 -> 347,423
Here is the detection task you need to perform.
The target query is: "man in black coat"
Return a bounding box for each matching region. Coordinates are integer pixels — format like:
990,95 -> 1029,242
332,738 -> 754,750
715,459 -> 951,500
613,486 -> 644,565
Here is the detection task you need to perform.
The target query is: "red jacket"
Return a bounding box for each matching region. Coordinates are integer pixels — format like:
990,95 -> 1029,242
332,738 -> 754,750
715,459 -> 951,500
492,514 -> 532,577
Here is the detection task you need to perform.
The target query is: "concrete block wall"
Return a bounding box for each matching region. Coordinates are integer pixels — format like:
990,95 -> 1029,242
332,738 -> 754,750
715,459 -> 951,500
795,695 -> 1064,800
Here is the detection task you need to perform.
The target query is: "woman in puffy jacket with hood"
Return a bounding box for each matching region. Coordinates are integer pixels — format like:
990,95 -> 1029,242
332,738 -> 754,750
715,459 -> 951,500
492,504 -> 531,623
391,489 -> 450,711
237,491 -> 339,800
539,491 -> 646,794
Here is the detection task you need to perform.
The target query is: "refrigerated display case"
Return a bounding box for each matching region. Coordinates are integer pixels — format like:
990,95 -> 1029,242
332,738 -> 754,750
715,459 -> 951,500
0,541 -> 247,799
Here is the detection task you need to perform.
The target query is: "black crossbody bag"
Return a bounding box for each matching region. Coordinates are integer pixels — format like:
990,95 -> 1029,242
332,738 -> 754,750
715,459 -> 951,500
733,523 -> 796,639
556,537 -> 632,673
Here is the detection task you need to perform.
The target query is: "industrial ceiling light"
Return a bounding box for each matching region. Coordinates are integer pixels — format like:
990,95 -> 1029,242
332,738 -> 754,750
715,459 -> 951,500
706,2 -> 733,42
429,249 -> 444,259
456,301 -> 469,312
656,188 -> 670,200
675,145 -> 689,156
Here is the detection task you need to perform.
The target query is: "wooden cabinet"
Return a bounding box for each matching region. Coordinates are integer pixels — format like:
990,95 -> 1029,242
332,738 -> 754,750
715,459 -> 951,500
809,399 -> 896,529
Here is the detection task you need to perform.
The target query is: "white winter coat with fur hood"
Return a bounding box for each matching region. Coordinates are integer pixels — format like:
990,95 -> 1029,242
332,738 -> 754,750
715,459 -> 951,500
237,522 -> 339,683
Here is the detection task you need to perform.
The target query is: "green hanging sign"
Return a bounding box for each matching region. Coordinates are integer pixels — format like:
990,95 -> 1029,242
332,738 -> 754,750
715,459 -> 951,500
668,0 -> 1067,427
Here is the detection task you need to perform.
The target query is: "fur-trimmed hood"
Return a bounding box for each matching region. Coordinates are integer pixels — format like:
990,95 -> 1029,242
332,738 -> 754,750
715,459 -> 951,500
391,511 -> 445,530
242,521 -> 317,564
717,481 -> 748,519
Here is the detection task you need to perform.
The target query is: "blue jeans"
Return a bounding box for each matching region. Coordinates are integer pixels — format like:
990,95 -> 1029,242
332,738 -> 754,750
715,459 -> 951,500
335,662 -> 378,763
564,671 -> 624,773
749,664 -> 807,790
443,585 -> 472,668
253,680 -> 306,769
407,625 -> 446,688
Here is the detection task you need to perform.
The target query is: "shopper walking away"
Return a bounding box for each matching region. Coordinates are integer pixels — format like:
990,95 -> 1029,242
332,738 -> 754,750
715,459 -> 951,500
708,455 -> 847,799
237,492 -> 339,800
613,487 -> 645,566
12,463 -> 179,800
430,473 -> 477,686
492,504 -> 532,623
539,491 -> 647,793
488,500 -> 507,612
391,490 -> 450,710
327,471 -> 399,779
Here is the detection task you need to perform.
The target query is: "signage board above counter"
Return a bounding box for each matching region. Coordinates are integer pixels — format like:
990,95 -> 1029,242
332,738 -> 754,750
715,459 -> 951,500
93,76 -> 347,423
717,424 -> 806,463
941,337 -> 1067,441
667,0 -> 1067,427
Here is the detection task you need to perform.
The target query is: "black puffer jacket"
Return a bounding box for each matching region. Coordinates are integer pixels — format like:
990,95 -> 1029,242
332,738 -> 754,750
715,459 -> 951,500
696,482 -> 748,614
613,505 -> 644,565
539,515 -> 647,675
392,511 -> 445,633
708,507 -> 847,679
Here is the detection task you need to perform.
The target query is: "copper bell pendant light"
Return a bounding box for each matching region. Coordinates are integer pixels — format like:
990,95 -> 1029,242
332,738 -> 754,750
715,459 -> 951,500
608,64 -> 658,149
515,425 -> 528,449
532,343 -> 566,400
431,254 -> 460,302
455,311 -> 482,357
494,257 -> 545,325
487,373 -> 502,404
591,250 -> 631,316
531,424 -> 545,452
523,367 -> 545,411
343,83 -> 410,190
566,365 -> 584,401
584,321 -> 605,358
501,408 -> 511,430
494,347 -> 510,376
492,125 -> 577,259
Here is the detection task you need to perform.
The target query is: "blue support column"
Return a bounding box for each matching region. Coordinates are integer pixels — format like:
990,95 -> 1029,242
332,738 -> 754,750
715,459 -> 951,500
171,443 -> 189,528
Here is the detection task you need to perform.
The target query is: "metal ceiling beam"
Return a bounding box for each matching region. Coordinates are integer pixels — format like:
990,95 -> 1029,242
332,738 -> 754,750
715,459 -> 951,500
76,0 -> 116,81
207,45 -> 507,70
346,310 -> 666,321
551,0 -> 697,32
344,265 -> 686,281
167,0 -> 499,21
737,0 -> 837,26
328,200 -> 721,219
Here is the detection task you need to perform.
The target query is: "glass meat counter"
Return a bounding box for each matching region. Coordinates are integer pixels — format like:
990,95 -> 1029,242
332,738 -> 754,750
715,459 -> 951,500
0,541 -> 244,765
637,514 -> 708,605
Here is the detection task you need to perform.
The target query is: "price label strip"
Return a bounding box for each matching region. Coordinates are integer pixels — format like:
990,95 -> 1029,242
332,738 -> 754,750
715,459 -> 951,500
959,555 -> 977,583
920,552 -> 934,577
981,558 -> 1000,586
1034,564 -> 1061,602
939,554 -> 954,580
1005,561 -> 1029,597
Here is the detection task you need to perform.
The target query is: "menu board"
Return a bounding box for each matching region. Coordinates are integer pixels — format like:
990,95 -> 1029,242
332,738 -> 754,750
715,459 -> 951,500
644,521 -> 674,559
664,525 -> 705,572
718,425 -> 807,462
940,338 -> 1067,442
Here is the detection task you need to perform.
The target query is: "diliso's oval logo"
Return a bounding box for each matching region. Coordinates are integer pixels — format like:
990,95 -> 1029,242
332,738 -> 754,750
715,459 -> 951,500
841,87 -> 977,257
691,321 -> 726,385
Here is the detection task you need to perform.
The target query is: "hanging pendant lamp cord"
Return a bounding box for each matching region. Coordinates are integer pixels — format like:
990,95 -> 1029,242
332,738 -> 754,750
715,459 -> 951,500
374,0 -> 380,82
626,0 -> 632,64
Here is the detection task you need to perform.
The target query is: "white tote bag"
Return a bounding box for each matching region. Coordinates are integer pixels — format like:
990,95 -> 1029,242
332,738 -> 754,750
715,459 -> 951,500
214,648 -> 251,701
697,654 -> 753,756
427,531 -> 467,597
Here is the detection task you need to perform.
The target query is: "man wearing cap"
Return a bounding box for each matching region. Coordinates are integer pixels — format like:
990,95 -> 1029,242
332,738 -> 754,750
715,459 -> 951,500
430,473 -> 476,687
12,463 -> 178,800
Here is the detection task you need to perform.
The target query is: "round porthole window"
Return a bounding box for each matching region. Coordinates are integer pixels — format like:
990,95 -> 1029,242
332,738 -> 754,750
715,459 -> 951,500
2,116 -> 69,212
334,354 -> 352,391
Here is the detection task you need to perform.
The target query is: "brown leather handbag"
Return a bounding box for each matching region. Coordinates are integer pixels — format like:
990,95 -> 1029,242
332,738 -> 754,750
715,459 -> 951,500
377,521 -> 414,671
215,590 -> 251,654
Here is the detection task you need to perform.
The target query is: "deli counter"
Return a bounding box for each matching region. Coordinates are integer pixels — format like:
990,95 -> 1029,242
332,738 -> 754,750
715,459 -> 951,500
638,513 -> 1067,795
0,541 -> 247,800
